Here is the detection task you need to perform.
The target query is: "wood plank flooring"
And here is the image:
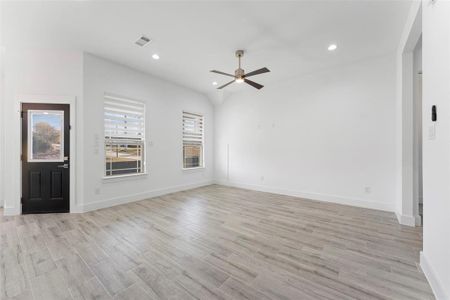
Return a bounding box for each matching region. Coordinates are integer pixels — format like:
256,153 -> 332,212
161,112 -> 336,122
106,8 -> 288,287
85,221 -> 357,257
0,185 -> 434,300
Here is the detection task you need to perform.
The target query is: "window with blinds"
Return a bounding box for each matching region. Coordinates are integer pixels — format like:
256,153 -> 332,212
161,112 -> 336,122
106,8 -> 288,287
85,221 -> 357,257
104,94 -> 145,177
182,112 -> 204,169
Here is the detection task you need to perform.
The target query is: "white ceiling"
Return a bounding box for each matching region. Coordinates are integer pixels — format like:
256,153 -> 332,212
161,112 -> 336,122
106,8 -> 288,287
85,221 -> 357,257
2,1 -> 412,100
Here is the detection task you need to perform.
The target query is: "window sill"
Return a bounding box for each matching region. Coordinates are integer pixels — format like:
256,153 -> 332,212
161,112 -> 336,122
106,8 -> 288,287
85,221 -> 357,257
182,166 -> 205,171
102,172 -> 148,182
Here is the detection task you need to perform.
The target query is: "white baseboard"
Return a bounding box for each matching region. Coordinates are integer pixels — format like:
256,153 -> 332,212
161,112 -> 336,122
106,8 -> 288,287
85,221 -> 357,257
215,180 -> 394,212
81,180 -> 213,213
70,205 -> 84,214
3,206 -> 21,216
415,214 -> 422,226
395,212 -> 421,227
420,252 -> 448,300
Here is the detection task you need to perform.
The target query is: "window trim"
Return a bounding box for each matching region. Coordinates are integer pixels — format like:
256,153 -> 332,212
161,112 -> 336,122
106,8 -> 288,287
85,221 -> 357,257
182,111 -> 205,170
103,93 -> 146,178
102,171 -> 148,181
182,166 -> 205,171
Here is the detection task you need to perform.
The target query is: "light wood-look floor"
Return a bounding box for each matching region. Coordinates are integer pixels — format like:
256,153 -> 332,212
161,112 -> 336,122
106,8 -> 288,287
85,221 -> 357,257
1,185 -> 434,300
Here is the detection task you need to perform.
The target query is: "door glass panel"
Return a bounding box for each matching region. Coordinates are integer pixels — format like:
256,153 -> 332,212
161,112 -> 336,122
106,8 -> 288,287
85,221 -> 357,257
28,110 -> 64,162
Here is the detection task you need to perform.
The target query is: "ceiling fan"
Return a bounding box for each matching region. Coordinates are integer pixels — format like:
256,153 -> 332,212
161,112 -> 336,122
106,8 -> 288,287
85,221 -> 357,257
211,50 -> 270,90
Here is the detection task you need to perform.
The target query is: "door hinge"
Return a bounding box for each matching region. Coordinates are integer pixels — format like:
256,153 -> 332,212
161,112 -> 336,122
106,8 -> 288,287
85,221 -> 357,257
20,111 -> 24,118
20,154 -> 23,161
69,125 -> 72,130
21,197 -> 23,204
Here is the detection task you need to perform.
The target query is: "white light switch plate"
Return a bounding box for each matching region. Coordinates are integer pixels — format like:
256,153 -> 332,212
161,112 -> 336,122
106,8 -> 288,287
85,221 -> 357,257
428,125 -> 436,140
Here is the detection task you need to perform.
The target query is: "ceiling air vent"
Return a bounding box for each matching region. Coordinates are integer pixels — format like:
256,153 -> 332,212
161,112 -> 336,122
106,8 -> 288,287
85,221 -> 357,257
135,35 -> 151,47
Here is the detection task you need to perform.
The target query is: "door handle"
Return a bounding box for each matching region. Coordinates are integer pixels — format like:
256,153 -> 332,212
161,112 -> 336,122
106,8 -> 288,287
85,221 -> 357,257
57,163 -> 69,169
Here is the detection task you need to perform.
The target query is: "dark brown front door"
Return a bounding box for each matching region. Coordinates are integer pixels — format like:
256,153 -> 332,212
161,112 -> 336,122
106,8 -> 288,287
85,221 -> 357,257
21,103 -> 70,214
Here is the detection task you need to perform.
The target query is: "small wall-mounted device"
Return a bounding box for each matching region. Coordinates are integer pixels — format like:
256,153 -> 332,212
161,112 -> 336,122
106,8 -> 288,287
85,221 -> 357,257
432,105 -> 437,122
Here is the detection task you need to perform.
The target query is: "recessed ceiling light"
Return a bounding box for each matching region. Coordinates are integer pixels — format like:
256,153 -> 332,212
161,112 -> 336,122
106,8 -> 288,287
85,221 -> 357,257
152,54 -> 160,60
212,81 -> 218,86
328,44 -> 337,51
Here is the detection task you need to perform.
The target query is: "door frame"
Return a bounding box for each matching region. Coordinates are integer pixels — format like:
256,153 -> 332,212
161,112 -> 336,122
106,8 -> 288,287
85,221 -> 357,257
19,94 -> 77,214
396,3 -> 422,226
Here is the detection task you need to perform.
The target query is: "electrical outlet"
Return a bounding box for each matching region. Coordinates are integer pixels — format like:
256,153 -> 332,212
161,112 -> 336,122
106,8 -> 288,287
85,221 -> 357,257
260,176 -> 265,182
95,187 -> 101,195
364,186 -> 371,194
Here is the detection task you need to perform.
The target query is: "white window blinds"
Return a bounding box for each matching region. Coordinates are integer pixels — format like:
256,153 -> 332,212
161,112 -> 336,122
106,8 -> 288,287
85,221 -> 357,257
183,112 -> 203,145
104,94 -> 145,140
182,112 -> 204,168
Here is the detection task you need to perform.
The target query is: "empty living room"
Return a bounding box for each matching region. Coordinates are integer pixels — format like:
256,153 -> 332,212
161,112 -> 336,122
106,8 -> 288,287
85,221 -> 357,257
1,1 -> 450,299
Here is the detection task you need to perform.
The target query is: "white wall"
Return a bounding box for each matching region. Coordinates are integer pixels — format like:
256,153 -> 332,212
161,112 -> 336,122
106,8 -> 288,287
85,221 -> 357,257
0,49 -> 3,208
0,4 -> 4,208
81,54 -> 213,211
2,48 -> 83,215
1,50 -> 214,215
215,54 -> 397,211
420,1 -> 450,299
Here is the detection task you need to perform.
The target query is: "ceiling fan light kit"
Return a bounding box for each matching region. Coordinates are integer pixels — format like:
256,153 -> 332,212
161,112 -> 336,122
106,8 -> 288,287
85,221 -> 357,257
210,50 -> 270,90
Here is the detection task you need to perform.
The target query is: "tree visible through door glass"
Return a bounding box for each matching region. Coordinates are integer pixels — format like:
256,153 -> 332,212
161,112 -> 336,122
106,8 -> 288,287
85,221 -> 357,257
28,110 -> 64,162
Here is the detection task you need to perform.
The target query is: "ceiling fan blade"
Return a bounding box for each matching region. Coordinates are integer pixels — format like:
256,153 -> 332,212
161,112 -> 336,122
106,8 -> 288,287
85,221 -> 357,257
217,80 -> 235,89
244,67 -> 270,78
210,70 -> 235,77
244,79 -> 264,89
